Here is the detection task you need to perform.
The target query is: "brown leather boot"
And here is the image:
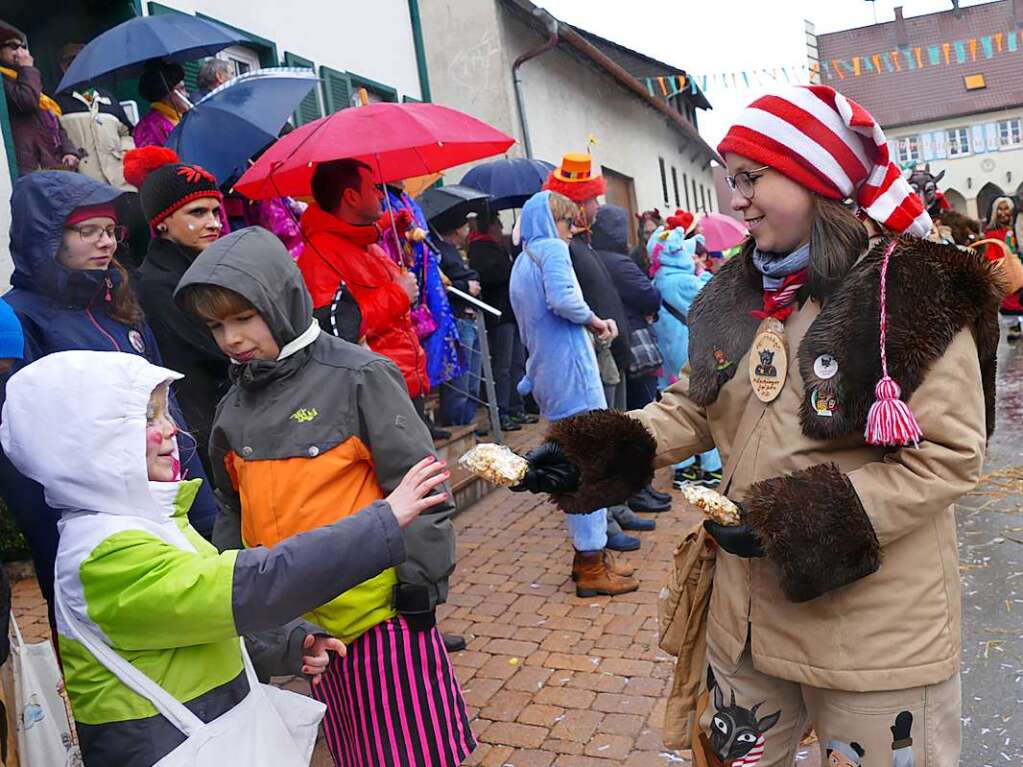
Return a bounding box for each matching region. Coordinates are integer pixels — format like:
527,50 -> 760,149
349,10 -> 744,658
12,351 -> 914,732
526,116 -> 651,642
572,550 -> 640,597
570,550 -> 635,580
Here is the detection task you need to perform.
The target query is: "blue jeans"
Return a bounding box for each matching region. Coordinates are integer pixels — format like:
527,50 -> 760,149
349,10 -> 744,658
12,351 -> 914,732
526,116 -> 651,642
678,448 -> 723,473
552,410 -> 608,552
439,318 -> 482,426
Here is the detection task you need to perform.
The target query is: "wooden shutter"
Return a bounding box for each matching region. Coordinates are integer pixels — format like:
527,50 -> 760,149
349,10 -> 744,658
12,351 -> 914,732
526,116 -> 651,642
284,52 -> 322,125
320,67 -> 353,114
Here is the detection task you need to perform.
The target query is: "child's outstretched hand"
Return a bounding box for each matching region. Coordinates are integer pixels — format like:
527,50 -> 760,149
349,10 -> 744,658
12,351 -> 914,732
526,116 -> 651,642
386,456 -> 450,528
302,634 -> 345,685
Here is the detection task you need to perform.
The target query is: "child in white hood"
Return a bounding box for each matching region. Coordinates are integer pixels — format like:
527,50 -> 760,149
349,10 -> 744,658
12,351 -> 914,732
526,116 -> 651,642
0,349 -> 447,767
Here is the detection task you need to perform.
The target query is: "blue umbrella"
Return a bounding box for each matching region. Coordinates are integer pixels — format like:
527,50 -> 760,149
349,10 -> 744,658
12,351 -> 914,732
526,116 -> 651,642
166,68 -> 319,184
460,157 -> 555,210
57,14 -> 245,93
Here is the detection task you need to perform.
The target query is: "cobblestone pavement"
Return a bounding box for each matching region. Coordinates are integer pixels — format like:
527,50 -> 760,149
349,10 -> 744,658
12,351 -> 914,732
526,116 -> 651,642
8,341 -> 1021,766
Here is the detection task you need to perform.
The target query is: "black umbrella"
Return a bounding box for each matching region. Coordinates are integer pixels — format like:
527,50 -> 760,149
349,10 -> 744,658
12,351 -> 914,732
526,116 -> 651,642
418,184 -> 492,233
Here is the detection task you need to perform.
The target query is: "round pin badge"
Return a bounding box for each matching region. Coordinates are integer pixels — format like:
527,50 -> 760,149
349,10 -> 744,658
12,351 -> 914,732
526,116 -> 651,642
813,354 -> 839,380
128,329 -> 146,354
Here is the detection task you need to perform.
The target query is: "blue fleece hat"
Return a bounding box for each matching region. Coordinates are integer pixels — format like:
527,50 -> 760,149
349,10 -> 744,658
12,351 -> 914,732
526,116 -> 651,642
0,301 -> 24,361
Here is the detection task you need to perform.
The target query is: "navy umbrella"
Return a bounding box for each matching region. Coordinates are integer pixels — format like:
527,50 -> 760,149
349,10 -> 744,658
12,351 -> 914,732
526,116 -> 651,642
460,157 -> 555,210
166,68 -> 319,184
418,184 -> 492,232
57,14 -> 245,93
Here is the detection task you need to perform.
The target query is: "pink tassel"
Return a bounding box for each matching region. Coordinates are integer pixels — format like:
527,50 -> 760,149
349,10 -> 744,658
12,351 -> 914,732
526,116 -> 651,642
864,241 -> 923,447
865,376 -> 922,446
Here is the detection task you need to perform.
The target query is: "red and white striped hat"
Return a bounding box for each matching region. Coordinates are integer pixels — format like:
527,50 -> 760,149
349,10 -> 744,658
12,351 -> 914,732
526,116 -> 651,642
718,85 -> 932,238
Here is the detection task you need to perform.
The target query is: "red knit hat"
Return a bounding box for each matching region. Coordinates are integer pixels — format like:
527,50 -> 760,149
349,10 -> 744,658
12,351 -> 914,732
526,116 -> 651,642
65,203 -> 118,227
542,152 -> 607,203
717,85 -> 931,238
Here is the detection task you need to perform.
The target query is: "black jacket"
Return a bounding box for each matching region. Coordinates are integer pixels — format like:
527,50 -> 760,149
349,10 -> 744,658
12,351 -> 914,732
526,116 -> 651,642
435,238 -> 478,321
467,234 -> 514,328
569,232 -> 631,370
591,205 -> 661,335
138,237 -> 230,480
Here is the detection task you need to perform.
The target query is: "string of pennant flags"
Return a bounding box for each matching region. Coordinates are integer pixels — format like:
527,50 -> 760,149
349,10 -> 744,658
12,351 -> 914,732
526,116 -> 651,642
646,26 -> 1023,96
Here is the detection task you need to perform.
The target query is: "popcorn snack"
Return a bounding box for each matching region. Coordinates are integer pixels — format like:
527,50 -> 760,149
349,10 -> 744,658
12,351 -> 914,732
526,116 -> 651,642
459,443 -> 529,487
680,485 -> 742,526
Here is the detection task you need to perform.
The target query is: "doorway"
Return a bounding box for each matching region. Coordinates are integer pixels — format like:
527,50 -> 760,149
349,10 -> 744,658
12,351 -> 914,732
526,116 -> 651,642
602,166 -> 638,248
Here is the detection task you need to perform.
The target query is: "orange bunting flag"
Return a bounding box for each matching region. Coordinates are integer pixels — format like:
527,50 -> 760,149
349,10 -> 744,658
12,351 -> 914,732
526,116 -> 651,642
657,76 -> 668,96
678,74 -> 687,91
995,32 -> 1004,52
914,47 -> 923,67
942,42 -> 952,64
831,59 -> 845,79
852,57 -> 862,76
891,50 -> 902,71
872,53 -> 882,73
969,38 -> 978,61
809,62 -> 820,82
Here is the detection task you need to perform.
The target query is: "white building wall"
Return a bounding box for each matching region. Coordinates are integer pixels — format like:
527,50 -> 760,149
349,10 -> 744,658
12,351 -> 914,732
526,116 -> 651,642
421,1 -> 714,215
502,17 -> 714,215
888,106 -> 1023,220
159,0 -> 423,100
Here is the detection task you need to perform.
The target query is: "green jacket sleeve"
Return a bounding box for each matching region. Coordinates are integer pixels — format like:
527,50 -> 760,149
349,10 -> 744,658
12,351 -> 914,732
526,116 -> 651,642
80,502 -> 406,651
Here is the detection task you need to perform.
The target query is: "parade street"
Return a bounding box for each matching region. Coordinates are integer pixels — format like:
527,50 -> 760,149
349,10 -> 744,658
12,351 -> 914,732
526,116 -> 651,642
10,337 -> 1021,766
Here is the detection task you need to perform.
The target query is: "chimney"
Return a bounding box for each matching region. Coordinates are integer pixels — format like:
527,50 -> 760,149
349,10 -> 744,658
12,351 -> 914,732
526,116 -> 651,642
894,6 -> 909,45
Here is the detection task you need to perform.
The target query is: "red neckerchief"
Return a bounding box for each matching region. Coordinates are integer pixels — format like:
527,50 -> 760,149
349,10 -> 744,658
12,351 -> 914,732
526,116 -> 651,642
468,232 -> 497,245
750,268 -> 809,322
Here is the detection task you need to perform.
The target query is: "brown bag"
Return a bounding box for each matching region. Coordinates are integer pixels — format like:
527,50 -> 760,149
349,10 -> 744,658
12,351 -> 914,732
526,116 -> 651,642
658,523 -> 717,749
971,237 -> 1023,294
658,391 -> 768,750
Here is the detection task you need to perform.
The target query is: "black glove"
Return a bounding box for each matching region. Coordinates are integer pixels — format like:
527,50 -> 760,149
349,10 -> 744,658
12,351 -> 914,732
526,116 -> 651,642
703,504 -> 764,558
891,710 -> 913,744
510,441 -> 580,495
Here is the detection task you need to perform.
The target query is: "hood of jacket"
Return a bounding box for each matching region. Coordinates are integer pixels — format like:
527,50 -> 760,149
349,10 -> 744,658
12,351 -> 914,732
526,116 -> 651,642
176,226 -> 313,350
9,171 -> 125,303
521,191 -> 560,246
590,204 -> 629,254
0,350 -> 185,520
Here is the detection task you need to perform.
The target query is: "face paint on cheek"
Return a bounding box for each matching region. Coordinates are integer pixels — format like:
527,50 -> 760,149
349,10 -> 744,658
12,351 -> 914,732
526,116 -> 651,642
186,223 -> 196,231
146,425 -> 164,448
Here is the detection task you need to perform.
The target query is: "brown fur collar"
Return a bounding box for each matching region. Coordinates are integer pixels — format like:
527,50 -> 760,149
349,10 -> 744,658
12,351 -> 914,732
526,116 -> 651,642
746,462 -> 880,602
688,237 -> 1001,439
546,410 -> 657,515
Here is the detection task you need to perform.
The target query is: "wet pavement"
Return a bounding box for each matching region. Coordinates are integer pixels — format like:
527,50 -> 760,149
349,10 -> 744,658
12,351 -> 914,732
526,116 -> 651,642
957,334 -> 1023,766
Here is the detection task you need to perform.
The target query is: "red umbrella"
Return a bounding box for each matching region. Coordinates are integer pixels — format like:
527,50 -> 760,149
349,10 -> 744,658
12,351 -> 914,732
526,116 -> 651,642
234,102 -> 515,199
700,212 -> 749,251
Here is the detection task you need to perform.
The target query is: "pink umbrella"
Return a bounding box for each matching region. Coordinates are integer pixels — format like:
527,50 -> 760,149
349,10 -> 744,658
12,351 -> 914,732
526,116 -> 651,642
234,102 -> 515,199
700,212 -> 748,251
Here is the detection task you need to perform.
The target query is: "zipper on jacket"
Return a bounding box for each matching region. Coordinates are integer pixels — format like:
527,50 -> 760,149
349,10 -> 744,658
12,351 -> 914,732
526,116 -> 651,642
85,287 -> 122,352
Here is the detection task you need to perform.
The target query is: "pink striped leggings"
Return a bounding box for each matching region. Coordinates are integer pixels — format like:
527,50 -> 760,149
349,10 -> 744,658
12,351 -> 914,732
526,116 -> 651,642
312,616 -> 476,766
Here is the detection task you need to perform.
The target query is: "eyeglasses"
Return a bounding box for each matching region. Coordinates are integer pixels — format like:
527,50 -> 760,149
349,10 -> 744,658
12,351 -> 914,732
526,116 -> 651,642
2,41 -> 26,51
724,165 -> 771,199
66,224 -> 128,244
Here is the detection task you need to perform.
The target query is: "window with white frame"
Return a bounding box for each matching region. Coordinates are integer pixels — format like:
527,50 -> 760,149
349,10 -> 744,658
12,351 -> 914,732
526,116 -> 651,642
998,118 -> 1023,148
946,127 -> 971,157
895,136 -> 921,165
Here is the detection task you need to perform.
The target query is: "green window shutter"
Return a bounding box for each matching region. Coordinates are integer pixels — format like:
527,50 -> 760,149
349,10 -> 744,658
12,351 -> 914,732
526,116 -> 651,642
320,66 -> 352,114
284,52 -> 322,125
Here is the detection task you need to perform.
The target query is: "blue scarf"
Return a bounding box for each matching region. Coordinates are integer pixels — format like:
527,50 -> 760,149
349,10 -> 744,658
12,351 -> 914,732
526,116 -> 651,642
751,243 -> 811,290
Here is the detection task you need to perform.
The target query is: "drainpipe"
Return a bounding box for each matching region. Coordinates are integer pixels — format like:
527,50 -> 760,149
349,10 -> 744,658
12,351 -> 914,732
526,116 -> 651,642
407,0 -> 432,102
512,8 -> 559,159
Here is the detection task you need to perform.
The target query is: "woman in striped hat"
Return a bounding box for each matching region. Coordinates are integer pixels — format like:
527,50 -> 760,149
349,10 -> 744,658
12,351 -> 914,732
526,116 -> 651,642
512,85 -> 1003,765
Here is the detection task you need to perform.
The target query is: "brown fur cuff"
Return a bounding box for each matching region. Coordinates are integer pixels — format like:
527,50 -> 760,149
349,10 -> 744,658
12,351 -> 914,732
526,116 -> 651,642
745,463 -> 880,603
546,410 -> 657,515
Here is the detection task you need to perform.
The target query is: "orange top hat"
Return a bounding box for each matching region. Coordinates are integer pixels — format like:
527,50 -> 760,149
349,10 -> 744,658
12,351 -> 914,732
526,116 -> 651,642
543,152 -> 607,203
